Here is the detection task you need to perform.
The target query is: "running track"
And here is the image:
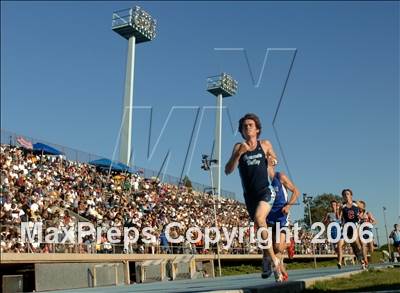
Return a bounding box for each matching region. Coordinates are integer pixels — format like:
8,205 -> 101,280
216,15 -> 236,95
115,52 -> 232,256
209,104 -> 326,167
48,265 -> 372,293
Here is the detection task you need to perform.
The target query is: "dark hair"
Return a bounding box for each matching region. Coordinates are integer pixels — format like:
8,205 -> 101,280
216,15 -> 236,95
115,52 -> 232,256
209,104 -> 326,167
238,113 -> 262,139
330,200 -> 338,204
341,189 -> 353,197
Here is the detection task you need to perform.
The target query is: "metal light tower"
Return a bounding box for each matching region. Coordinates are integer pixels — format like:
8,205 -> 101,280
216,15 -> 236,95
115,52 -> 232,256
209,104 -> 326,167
112,6 -> 156,165
303,193 -> 317,269
375,227 -> 380,248
206,73 -> 238,202
201,155 -> 222,277
383,206 -> 392,260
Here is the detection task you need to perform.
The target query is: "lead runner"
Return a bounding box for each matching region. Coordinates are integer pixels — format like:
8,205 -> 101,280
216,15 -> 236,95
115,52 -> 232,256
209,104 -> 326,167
225,113 -> 283,282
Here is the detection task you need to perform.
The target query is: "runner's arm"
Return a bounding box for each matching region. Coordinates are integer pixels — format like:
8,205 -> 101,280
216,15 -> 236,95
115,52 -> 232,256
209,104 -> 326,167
322,214 -> 329,226
224,143 -> 242,175
367,211 -> 377,225
261,140 -> 278,166
280,172 -> 300,214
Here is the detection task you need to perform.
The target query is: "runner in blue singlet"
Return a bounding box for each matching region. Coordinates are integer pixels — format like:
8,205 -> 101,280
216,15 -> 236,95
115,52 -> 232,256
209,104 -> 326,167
263,159 -> 300,281
225,113 -> 283,281
340,189 -> 367,270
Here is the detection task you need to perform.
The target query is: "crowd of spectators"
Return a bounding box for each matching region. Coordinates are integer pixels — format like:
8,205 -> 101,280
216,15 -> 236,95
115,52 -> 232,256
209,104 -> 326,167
295,230 -> 353,255
1,144 -> 353,256
0,144 -> 249,254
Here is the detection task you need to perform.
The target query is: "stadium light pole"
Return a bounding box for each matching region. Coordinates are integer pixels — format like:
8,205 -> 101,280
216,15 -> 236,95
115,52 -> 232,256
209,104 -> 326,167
375,227 -> 380,248
206,73 -> 238,204
303,193 -> 317,269
112,6 -> 156,165
383,206 -> 392,260
201,155 -> 222,277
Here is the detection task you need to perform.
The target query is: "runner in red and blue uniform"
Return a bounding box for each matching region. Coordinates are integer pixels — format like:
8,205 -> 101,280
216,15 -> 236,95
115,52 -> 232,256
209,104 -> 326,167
340,189 -> 367,270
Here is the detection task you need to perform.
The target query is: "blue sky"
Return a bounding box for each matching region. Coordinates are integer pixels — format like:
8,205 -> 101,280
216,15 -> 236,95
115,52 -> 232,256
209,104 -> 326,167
1,1 -> 399,244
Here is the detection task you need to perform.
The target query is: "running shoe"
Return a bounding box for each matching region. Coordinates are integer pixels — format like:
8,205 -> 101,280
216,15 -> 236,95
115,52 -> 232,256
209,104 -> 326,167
272,259 -> 284,282
337,262 -> 342,269
261,257 -> 272,279
282,272 -> 289,282
361,260 -> 368,270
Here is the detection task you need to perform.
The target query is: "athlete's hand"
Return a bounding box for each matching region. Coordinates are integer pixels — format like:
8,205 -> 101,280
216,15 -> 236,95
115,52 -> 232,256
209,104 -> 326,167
268,156 -> 278,167
267,155 -> 278,166
282,204 -> 290,215
237,142 -> 250,156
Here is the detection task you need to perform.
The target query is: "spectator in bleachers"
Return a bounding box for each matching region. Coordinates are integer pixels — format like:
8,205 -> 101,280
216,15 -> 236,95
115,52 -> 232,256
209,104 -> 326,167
1,144 -> 353,256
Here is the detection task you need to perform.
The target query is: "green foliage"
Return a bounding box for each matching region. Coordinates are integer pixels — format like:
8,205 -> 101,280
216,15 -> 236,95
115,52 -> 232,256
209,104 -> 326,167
286,259 -> 337,270
221,260 -> 339,276
378,244 -> 392,251
308,267 -> 400,292
304,193 -> 342,227
221,264 -> 261,276
369,250 -> 384,263
182,175 -> 192,188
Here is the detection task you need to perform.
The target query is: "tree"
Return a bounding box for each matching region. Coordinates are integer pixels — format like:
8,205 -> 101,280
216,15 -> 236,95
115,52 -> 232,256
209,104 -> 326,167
304,193 -> 342,228
182,175 -> 193,188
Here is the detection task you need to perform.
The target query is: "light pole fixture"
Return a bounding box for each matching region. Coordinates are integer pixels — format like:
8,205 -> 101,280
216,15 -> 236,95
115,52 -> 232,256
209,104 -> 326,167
112,6 -> 156,165
201,154 -> 222,277
375,227 -> 380,248
206,73 -> 238,203
303,193 -> 317,269
383,206 -> 392,260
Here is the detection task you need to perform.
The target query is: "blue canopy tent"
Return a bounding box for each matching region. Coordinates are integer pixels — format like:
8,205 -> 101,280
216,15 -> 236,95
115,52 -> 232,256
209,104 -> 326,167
32,143 -> 64,156
89,158 -> 130,173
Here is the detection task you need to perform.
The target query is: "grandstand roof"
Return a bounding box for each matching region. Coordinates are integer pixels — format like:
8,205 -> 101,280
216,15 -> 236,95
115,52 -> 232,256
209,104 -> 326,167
89,158 -> 130,173
32,143 -> 64,156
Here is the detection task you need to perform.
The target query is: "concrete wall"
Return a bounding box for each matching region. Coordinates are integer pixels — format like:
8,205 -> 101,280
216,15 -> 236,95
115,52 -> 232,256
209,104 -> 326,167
2,252 -> 349,264
135,262 -> 165,283
34,262 -> 125,291
2,275 -> 23,293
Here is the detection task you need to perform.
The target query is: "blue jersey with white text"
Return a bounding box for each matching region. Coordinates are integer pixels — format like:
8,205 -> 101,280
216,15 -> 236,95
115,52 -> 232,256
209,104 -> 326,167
238,141 -> 271,198
267,172 -> 289,226
342,202 -> 360,224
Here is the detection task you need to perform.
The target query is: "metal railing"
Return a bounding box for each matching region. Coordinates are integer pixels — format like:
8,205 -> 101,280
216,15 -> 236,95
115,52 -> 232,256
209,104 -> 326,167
1,238 -> 353,257
1,223 -> 354,256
